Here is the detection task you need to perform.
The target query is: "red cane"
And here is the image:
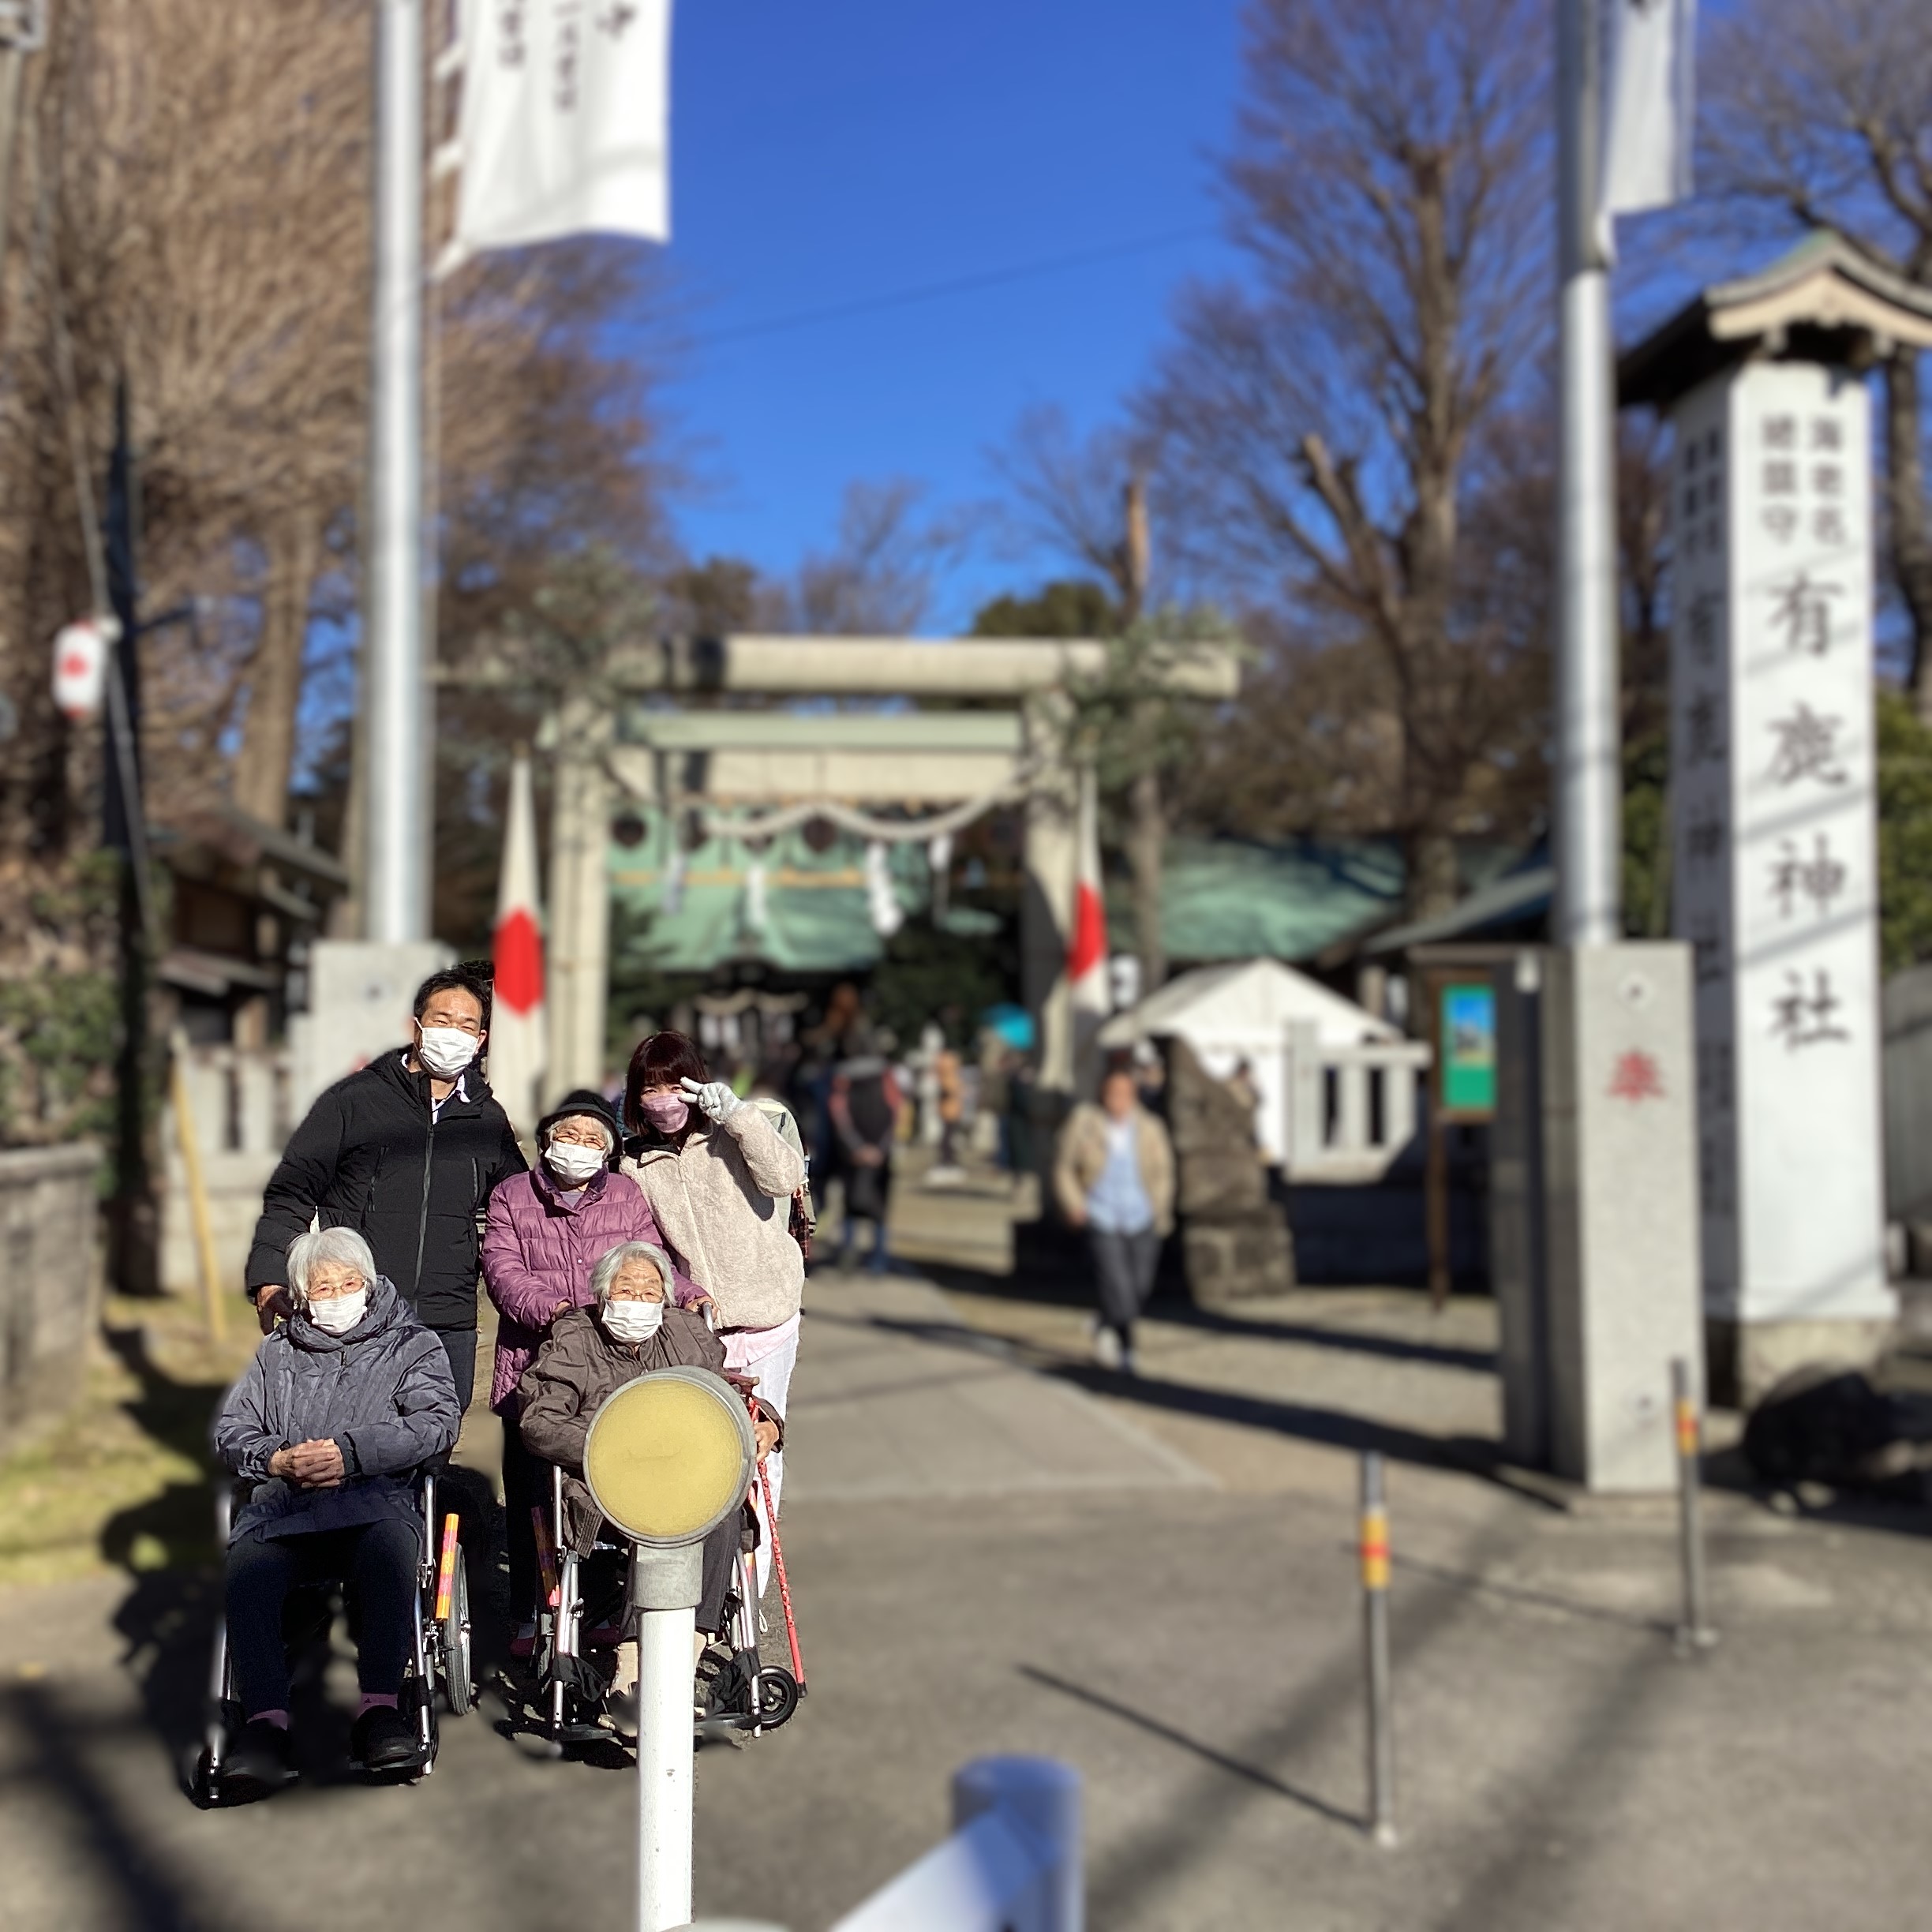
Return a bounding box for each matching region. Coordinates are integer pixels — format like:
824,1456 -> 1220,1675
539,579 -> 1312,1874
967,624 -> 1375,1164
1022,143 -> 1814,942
758,1457 -> 806,1690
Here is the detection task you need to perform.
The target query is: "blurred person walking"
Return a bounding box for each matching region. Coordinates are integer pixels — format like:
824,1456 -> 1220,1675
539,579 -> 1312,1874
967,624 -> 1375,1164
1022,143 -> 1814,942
829,1037 -> 900,1271
622,1030 -> 806,1586
245,964 -> 525,1415
1054,1056 -> 1175,1373
481,1088 -> 695,1651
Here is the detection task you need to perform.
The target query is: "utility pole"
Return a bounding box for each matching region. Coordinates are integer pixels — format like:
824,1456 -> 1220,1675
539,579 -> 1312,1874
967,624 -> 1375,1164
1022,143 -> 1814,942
1555,0 -> 1621,946
366,0 -> 429,942
103,382 -> 156,1292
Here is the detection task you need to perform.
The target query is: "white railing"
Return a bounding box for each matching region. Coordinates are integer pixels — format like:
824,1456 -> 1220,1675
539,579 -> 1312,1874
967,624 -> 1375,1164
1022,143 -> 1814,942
1283,1022 -> 1432,1185
693,1758 -> 1081,1932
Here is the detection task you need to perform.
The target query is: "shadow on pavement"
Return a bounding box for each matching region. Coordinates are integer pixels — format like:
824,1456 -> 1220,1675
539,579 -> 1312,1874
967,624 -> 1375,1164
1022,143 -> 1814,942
918,1222 -> 1500,1377
809,1303 -> 1502,1481
1019,1664 -> 1361,1830
1,1678 -> 240,1932
1076,1507 -> 1548,1923
1160,1304 -> 1498,1376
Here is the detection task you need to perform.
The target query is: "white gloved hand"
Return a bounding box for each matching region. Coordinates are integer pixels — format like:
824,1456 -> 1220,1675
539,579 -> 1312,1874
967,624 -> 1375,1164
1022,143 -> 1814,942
681,1076 -> 743,1123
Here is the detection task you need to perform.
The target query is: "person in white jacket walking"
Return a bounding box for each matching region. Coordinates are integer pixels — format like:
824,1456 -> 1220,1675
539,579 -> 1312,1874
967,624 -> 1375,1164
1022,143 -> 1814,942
620,1030 -> 805,1586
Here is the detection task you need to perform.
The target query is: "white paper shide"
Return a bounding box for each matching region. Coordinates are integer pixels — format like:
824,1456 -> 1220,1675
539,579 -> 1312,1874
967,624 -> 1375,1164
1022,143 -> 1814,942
1670,361 -> 1888,1330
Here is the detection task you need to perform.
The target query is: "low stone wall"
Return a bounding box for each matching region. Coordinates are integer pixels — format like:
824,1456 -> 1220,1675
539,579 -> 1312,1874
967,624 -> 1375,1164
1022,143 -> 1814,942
0,1142 -> 103,1458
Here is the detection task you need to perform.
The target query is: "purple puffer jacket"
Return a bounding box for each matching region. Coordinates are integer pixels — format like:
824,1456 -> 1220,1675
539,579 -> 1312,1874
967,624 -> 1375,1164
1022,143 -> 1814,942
481,1163 -> 698,1414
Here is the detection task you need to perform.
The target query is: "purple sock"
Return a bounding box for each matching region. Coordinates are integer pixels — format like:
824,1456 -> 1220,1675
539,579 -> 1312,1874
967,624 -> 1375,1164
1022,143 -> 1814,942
249,1709 -> 290,1730
356,1693 -> 400,1718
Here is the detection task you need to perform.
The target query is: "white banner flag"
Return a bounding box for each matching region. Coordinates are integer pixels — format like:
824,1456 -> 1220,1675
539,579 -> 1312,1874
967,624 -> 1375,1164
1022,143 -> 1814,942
450,0 -> 672,264
1601,0 -> 1697,218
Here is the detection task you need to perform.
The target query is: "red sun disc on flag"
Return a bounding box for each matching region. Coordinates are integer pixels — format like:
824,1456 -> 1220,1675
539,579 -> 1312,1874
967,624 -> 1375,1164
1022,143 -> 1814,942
1067,881 -> 1107,980
493,907 -> 544,1014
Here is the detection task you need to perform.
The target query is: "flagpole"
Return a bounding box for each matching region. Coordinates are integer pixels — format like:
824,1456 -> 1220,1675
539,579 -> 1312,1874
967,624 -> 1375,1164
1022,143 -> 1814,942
1556,0 -> 1621,947
366,0 -> 429,943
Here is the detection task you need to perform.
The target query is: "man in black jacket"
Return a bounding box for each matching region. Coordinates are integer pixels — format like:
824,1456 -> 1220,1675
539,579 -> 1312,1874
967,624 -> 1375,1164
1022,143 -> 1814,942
245,964 -> 526,1412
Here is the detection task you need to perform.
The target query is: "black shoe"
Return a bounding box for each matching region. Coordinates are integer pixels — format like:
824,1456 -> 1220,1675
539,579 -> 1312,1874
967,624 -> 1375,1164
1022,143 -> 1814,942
350,1703 -> 418,1771
222,1719 -> 294,1797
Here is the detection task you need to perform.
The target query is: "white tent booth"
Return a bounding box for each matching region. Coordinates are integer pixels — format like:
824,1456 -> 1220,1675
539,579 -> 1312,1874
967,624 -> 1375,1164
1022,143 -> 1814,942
1099,959 -> 1430,1181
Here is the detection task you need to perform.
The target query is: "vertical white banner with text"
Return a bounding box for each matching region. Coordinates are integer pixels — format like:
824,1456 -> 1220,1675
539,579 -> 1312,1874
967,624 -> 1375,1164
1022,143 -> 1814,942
1671,360 -> 1889,1328
453,0 -> 672,261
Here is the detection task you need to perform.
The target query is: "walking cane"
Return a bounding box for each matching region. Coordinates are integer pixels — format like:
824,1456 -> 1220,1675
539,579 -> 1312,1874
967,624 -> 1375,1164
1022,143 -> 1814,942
758,1458 -> 806,1691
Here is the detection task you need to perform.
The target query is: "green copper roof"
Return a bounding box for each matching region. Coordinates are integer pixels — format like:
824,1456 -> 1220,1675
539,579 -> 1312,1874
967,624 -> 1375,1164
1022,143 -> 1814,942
1107,836 -> 1407,966
608,818 -> 1492,976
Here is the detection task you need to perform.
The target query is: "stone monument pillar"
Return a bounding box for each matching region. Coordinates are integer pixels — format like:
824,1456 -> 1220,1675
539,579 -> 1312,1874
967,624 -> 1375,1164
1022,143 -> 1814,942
1621,234 -> 1932,1404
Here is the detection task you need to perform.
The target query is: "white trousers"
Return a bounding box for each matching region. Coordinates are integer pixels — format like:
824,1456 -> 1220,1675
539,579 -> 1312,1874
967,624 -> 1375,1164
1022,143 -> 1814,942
721,1313 -> 799,1597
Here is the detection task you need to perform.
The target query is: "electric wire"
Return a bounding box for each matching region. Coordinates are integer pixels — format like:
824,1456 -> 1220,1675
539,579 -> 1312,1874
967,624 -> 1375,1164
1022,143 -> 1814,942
693,223 -> 1219,350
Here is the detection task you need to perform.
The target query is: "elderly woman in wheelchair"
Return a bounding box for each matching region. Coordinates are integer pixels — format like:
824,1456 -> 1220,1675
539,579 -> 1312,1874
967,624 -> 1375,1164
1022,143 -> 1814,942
208,1226 -> 462,1797
516,1239 -> 787,1740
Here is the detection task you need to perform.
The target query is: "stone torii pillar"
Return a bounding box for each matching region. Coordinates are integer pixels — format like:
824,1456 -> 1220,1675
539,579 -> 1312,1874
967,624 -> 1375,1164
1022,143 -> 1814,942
1621,232 -> 1932,1405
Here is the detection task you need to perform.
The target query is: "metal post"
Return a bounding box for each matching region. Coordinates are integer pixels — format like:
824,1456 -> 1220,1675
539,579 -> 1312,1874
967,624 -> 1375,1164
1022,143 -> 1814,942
632,1544 -> 703,1932
1556,0 -> 1621,948
1359,1451 -> 1398,1848
366,0 -> 428,942
1671,1358 -> 1719,1655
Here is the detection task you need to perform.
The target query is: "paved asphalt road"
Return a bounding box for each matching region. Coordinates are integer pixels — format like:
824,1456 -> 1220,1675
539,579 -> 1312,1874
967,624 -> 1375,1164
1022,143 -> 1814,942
3,1265 -> 1931,1930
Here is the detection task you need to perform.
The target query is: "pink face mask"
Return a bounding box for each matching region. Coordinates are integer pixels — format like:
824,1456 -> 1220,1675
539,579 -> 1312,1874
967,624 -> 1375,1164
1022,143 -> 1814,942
638,1092 -> 691,1134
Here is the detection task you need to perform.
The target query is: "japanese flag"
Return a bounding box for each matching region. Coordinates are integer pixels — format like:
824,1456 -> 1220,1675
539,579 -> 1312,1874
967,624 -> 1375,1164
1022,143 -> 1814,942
447,0 -> 672,267
1069,763 -> 1111,1080
1601,0 -> 1698,219
491,752 -> 548,1136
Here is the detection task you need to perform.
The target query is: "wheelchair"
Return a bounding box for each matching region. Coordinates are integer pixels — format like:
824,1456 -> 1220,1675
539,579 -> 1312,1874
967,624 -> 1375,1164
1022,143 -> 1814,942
526,1461 -> 800,1751
189,1470 -> 474,1804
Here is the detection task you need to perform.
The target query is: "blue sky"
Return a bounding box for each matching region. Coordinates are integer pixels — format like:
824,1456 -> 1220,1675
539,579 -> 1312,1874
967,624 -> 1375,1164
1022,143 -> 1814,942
646,0 -> 1249,630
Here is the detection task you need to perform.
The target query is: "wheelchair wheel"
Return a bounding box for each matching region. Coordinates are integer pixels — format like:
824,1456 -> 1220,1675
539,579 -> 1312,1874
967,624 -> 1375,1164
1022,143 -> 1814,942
752,1665 -> 799,1732
442,1552 -> 474,1716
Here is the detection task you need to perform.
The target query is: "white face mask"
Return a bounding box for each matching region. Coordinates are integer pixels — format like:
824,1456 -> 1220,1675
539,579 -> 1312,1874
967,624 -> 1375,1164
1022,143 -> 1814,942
602,1298 -> 665,1343
545,1140 -> 608,1185
417,1024 -> 480,1079
309,1288 -> 369,1336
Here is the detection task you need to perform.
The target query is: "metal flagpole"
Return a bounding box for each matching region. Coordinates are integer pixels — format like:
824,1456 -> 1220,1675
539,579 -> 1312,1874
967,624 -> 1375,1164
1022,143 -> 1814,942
367,0 -> 428,942
1556,0 -> 1621,946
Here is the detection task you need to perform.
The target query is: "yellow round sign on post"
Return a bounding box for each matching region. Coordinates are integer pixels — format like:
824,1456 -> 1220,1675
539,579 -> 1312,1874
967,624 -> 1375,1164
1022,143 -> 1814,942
582,1366 -> 757,1548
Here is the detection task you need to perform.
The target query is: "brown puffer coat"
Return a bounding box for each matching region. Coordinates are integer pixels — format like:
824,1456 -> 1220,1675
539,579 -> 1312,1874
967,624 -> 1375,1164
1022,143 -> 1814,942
515,1305 -> 779,1553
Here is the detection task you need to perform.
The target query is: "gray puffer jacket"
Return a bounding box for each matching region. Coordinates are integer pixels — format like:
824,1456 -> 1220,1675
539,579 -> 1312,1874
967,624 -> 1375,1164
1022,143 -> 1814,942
212,1275 -> 461,1544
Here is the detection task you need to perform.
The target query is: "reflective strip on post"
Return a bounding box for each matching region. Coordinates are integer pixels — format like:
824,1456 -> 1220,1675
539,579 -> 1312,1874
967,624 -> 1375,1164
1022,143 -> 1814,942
534,1505 -> 560,1608
435,1512 -> 460,1621
1675,1396 -> 1699,1459
1360,1506 -> 1390,1591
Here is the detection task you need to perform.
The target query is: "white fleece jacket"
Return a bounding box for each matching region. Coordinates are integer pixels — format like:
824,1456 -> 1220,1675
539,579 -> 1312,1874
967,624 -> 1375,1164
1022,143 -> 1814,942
621,1104 -> 806,1331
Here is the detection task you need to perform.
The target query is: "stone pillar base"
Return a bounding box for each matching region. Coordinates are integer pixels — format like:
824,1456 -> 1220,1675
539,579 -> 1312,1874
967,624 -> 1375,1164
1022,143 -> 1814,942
1705,1312 -> 1896,1411
1181,1212 -> 1294,1307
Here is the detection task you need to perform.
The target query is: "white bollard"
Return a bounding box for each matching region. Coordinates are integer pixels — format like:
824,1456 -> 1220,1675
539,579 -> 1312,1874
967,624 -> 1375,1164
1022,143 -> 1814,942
635,1548 -> 702,1932
952,1757 -> 1083,1932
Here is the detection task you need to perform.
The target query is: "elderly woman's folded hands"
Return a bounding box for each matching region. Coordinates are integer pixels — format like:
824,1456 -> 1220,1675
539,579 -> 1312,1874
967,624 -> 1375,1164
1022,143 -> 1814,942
268,1438 -> 346,1488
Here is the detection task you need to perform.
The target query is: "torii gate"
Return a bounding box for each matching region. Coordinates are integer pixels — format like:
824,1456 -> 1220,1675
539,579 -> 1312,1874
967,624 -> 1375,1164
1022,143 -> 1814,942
452,632 -> 1240,1107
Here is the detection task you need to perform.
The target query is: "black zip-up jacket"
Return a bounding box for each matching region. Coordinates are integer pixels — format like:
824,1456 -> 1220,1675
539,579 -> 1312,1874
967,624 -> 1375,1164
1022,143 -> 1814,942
244,1048 -> 526,1331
